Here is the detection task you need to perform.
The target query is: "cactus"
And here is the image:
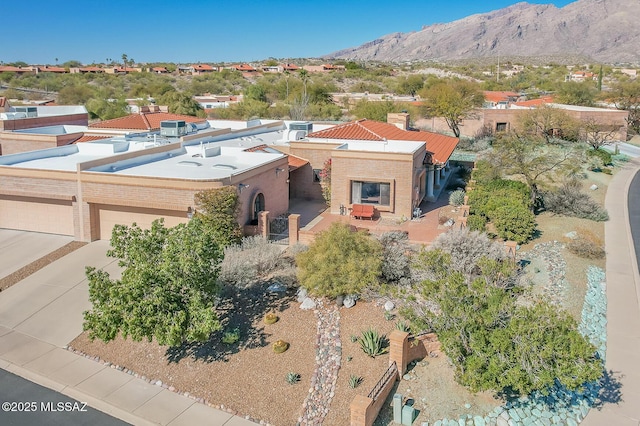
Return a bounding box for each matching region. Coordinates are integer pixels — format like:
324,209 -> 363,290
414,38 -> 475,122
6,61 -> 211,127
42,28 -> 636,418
273,339 -> 290,354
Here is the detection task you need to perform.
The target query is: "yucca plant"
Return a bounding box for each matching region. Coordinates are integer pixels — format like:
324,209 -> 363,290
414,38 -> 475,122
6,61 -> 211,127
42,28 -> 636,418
286,372 -> 300,384
359,328 -> 388,358
349,375 -> 363,389
395,321 -> 411,332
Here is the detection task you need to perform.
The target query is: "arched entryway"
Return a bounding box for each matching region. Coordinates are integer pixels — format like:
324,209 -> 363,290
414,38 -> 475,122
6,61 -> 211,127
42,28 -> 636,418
253,192 -> 265,222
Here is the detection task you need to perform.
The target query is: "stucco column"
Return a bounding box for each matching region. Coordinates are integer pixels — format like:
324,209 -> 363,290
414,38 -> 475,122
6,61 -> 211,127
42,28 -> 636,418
426,165 -> 435,201
434,166 -> 441,189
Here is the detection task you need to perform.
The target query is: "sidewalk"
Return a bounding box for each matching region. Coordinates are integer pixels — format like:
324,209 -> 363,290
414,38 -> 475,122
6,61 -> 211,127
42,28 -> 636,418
582,159 -> 640,425
0,240 -> 256,426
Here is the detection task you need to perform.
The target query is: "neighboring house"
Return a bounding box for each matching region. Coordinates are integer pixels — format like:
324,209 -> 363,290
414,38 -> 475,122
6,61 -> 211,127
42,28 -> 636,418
0,121 -> 291,241
194,95 -> 241,110
0,105 -> 89,155
483,91 -> 521,109
151,67 -> 169,74
69,66 -> 105,74
234,64 -> 257,73
302,64 -> 345,73
86,110 -> 206,136
566,71 -> 597,82
288,113 -> 459,218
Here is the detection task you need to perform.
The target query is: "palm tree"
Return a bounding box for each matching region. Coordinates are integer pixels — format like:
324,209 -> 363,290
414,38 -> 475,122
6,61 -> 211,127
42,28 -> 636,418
299,69 -> 309,98
121,53 -> 128,71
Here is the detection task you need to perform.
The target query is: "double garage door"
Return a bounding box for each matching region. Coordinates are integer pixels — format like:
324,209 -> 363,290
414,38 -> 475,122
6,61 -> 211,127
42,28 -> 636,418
95,205 -> 187,240
0,195 -> 74,236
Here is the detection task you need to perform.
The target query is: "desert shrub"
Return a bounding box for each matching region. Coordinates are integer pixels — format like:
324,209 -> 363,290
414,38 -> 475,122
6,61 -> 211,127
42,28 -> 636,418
221,328 -> 240,344
376,231 -> 412,284
566,229 -> 605,259
492,204 -> 536,243
542,180 -> 609,221
264,312 -> 279,324
586,148 -> 612,166
471,160 -> 502,184
219,236 -> 283,287
466,214 -> 487,232
297,223 -> 382,297
430,228 -> 506,276
449,189 -> 466,206
359,328 -> 389,357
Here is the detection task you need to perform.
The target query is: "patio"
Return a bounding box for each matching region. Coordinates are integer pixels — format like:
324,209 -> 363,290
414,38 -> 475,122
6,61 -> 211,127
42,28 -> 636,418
289,190 -> 454,245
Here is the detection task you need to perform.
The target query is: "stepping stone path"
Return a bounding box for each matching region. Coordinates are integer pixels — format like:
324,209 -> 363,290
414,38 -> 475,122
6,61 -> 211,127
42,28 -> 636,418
298,299 -> 342,425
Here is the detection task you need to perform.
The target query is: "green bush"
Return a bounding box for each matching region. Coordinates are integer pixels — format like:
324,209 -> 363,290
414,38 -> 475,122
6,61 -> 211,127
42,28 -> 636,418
492,204 -> 536,243
468,179 -> 531,218
221,328 -> 240,344
449,189 -> 466,206
587,148 -> 612,166
359,328 -> 389,357
466,214 -> 487,232
471,160 -> 501,184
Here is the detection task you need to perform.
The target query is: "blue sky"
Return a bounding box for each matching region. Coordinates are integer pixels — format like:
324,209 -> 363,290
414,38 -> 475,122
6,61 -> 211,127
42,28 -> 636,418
1,0 -> 576,65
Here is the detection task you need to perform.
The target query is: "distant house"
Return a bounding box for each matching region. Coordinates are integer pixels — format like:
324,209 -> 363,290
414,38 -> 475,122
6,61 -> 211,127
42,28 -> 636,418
302,64 -> 345,73
566,71 -> 597,82
483,91 -> 521,109
151,67 -> 169,74
70,66 -> 105,74
178,64 -> 218,75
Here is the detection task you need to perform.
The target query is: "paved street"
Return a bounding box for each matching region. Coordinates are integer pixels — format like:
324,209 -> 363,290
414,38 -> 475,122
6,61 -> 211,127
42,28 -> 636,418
0,368 -> 129,426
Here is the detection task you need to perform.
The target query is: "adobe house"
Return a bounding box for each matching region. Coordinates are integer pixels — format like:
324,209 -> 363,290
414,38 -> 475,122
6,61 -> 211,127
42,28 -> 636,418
289,113 -> 459,219
0,126 -> 289,241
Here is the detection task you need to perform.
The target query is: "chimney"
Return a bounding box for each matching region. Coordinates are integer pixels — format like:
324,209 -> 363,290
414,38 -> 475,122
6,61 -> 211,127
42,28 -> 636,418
387,112 -> 410,130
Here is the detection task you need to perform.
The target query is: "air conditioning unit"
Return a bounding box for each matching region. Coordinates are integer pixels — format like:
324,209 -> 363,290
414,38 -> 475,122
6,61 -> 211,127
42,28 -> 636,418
13,106 -> 37,118
289,122 -> 313,132
160,120 -> 187,137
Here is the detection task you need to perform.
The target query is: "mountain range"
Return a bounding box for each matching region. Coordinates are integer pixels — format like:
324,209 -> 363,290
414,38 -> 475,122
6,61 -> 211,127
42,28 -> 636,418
326,0 -> 640,64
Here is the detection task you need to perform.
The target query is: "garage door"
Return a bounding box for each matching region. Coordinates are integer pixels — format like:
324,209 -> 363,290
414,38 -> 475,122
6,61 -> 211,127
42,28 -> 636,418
0,195 -> 74,236
96,205 -> 187,240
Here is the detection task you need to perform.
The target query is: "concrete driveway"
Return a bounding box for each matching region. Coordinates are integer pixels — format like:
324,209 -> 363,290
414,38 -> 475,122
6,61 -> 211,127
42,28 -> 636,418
0,239 -> 115,347
0,229 -> 74,280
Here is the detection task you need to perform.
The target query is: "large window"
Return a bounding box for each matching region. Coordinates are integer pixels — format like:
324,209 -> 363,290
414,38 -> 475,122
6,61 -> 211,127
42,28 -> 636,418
352,181 -> 390,206
253,193 -> 265,220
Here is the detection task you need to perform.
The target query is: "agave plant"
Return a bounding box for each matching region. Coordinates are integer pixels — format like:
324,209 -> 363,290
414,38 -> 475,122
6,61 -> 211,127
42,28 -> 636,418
359,328 -> 389,358
349,375 -> 363,389
395,321 -> 411,332
286,372 -> 300,384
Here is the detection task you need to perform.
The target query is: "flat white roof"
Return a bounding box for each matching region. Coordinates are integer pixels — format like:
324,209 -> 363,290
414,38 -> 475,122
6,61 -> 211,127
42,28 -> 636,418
12,125 -> 87,135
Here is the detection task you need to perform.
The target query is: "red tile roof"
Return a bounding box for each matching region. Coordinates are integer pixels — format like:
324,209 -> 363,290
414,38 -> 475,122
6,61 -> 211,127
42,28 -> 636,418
73,135 -> 111,143
80,66 -> 104,72
307,119 -> 459,164
484,91 -> 520,103
243,144 -> 309,170
89,112 -> 206,131
513,96 -> 554,107
192,64 -> 215,71
39,66 -> 67,73
0,66 -> 32,73
282,64 -> 299,71
235,64 -> 256,72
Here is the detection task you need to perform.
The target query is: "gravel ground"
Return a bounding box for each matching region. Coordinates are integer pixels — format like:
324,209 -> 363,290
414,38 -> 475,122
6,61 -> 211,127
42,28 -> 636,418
0,241 -> 86,291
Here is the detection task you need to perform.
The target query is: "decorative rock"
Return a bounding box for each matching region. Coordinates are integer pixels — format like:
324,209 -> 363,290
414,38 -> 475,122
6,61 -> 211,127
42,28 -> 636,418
343,294 -> 357,308
384,300 -> 395,311
403,374 -> 412,380
590,184 -> 598,190
444,218 -> 455,227
155,380 -> 162,387
296,287 -> 308,302
464,403 -> 472,409
473,416 -> 485,426
300,297 -> 316,310
267,282 -> 287,293
564,231 -> 578,239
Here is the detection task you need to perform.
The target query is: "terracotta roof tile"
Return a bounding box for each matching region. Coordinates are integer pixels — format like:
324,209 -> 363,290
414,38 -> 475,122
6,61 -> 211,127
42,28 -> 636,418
484,91 -> 520,103
513,96 -> 554,107
73,135 -> 111,143
244,144 -> 309,170
89,112 -> 205,131
307,119 -> 459,164
235,64 -> 256,72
